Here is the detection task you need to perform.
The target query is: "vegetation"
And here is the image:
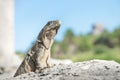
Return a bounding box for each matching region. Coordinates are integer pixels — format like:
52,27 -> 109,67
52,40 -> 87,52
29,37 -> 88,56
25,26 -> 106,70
51,26 -> 120,63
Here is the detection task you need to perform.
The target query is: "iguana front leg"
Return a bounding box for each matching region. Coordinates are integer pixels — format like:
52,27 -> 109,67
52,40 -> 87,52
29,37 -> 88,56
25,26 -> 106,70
46,53 -> 51,68
34,42 -> 45,72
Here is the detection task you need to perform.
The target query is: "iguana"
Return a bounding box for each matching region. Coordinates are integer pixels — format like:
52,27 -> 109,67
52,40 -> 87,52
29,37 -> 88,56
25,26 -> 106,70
14,20 -> 61,77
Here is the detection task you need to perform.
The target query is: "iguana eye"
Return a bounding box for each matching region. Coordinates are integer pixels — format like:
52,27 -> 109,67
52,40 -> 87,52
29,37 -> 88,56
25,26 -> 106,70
47,22 -> 51,25
48,21 -> 54,26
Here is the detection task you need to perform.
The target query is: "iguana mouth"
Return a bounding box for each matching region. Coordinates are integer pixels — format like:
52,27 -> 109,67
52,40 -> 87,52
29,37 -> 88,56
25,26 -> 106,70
56,20 -> 61,26
53,20 -> 61,33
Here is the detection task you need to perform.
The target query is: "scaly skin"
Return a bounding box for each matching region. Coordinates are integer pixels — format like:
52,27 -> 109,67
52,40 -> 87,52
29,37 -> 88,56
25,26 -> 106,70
14,20 -> 61,77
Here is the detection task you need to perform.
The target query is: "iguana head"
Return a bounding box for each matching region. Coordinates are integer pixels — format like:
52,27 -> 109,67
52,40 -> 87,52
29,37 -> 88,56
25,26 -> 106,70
43,20 -> 61,39
38,20 -> 61,49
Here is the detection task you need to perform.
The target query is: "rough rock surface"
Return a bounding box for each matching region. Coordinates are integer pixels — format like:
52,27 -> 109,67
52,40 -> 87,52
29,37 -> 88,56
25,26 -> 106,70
51,58 -> 73,65
1,60 -> 120,80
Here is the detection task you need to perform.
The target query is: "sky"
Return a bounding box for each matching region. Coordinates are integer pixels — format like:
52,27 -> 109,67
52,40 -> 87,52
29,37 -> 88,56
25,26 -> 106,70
15,0 -> 120,52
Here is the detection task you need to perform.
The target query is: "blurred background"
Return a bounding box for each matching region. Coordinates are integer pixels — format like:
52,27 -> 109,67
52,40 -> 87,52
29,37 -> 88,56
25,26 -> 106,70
0,0 -> 120,68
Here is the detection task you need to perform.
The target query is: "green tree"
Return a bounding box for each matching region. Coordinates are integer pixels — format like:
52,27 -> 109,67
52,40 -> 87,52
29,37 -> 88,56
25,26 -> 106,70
64,29 -> 75,43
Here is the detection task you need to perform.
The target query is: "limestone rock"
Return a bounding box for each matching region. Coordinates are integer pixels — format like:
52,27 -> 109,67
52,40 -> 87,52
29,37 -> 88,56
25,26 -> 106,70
51,58 -> 73,65
1,60 -> 120,80
92,23 -> 105,35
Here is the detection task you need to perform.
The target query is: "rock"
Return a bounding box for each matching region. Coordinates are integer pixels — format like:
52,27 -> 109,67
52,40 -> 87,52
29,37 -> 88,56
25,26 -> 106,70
1,60 -> 120,80
92,23 -> 105,35
51,58 -> 73,65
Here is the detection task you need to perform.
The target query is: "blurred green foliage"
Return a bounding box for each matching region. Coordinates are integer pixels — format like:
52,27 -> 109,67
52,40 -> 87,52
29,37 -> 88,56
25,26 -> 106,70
94,46 -> 108,54
51,26 -> 120,63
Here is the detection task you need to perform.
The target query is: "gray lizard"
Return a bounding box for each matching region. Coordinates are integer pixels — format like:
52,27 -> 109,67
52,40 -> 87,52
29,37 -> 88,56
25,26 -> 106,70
14,20 -> 61,77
